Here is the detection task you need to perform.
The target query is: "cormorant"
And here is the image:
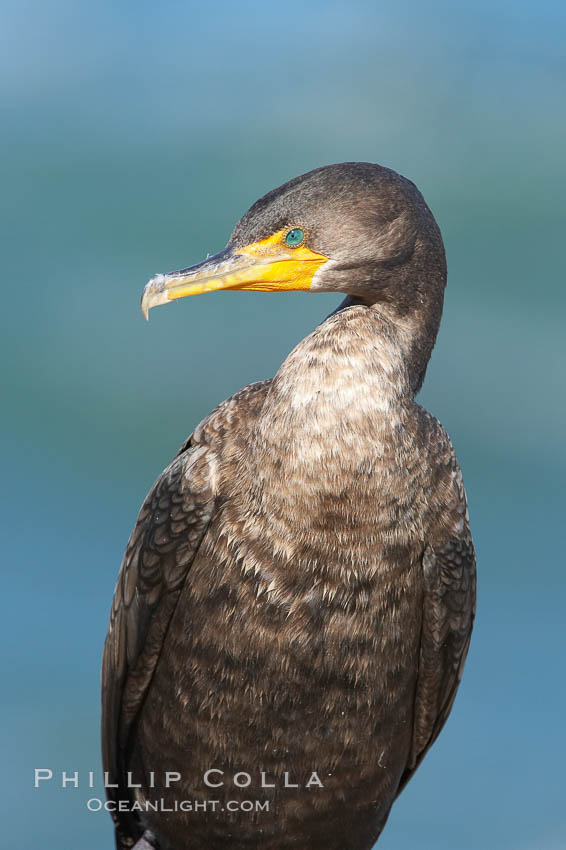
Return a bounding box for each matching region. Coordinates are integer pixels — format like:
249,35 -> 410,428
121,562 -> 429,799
102,162 -> 476,850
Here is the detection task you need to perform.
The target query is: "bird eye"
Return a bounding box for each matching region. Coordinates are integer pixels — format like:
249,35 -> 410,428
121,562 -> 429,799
285,228 -> 305,247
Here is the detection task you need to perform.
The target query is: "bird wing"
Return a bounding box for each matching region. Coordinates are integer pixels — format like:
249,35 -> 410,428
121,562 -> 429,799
101,380 -> 271,847
398,416 -> 476,793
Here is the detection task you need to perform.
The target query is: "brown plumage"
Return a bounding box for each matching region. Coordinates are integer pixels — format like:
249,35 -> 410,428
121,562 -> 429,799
102,162 -> 475,850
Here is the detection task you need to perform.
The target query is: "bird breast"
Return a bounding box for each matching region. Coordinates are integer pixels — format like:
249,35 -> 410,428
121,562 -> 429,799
223,306 -> 430,593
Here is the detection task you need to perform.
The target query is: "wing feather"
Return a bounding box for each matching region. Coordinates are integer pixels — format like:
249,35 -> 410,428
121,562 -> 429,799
101,381 -> 271,848
399,421 -> 476,791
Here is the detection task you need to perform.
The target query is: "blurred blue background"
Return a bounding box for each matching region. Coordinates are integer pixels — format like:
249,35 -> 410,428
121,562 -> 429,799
2,1 -> 565,848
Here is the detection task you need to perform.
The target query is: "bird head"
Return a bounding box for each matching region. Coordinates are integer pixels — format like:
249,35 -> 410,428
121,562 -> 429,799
141,162 -> 446,325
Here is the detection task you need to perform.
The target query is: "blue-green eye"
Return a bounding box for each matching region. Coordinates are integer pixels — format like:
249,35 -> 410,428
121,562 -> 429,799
285,228 -> 305,247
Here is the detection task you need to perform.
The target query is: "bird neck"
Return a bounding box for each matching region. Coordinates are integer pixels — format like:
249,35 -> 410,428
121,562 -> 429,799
332,293 -> 441,396
255,303 -> 414,461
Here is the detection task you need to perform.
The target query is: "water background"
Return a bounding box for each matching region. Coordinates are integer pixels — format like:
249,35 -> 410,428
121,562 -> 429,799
2,2 -> 565,847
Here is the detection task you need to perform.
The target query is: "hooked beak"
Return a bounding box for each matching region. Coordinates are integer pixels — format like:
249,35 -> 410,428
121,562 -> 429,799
141,230 -> 329,319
